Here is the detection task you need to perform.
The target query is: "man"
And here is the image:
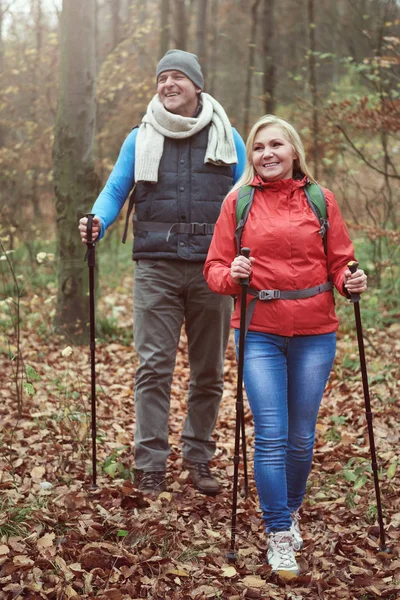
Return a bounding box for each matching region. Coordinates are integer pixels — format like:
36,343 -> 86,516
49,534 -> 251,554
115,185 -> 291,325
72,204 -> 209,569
79,49 -> 245,496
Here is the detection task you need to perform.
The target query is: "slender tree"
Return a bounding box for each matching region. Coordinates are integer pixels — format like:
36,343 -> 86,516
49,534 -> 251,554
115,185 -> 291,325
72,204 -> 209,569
0,0 -> 18,73
0,1 -> 18,147
262,0 -> 276,114
243,0 -> 261,134
0,1 -> 4,151
0,1 -> 3,74
111,0 -> 121,50
52,0 -> 99,343
160,0 -> 170,58
208,0 -> 219,96
196,0 -> 208,86
173,0 -> 187,50
30,0 -> 42,219
308,0 -> 319,178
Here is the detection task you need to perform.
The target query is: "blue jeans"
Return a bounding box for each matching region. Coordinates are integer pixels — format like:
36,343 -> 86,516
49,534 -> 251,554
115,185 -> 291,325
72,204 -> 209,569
234,330 -> 336,533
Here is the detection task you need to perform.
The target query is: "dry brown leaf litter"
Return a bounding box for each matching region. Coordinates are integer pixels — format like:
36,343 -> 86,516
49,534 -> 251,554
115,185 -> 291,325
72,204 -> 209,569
1,276 -> 399,599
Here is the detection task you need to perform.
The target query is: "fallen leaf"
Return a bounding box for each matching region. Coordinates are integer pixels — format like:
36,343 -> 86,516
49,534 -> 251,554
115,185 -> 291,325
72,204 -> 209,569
64,585 -> 79,599
37,532 -> 55,550
190,585 -> 217,599
238,547 -> 256,557
158,491 -> 172,501
13,555 -> 35,566
205,528 -> 221,538
221,565 -> 237,577
30,466 -> 46,481
166,568 -> 190,577
242,575 -> 266,588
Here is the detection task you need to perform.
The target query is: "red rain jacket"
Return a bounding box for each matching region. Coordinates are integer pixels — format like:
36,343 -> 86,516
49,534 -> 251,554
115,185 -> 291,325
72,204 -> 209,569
204,175 -> 356,337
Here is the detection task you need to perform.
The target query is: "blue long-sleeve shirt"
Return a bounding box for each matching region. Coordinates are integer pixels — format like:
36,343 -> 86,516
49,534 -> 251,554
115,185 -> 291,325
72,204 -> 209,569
92,127 -> 246,239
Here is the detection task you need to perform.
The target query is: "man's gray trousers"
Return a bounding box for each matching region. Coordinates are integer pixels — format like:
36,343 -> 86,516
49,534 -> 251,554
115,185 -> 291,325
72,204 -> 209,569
133,259 -> 232,471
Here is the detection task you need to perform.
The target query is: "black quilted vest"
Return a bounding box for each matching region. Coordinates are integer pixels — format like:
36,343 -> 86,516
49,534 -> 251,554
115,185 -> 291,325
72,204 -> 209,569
132,126 -> 234,262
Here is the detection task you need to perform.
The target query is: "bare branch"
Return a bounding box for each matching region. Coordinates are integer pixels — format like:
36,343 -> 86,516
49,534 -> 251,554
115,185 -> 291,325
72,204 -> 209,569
336,125 -> 400,180
0,0 -> 19,18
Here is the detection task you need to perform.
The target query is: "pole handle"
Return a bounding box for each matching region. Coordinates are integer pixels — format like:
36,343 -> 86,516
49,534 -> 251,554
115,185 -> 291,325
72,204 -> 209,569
347,260 -> 361,303
240,247 -> 251,286
86,214 -> 96,267
87,213 -> 95,245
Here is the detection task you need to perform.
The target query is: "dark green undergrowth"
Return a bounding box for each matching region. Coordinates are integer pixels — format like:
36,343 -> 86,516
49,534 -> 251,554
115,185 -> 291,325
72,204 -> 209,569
335,233 -> 399,334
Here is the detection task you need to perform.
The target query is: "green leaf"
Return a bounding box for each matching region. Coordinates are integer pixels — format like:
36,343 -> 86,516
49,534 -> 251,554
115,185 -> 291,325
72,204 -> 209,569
344,470 -> 357,482
26,364 -> 41,381
342,355 -> 359,371
104,462 -> 121,478
117,529 -> 129,537
331,415 -> 347,425
387,462 -> 397,480
23,382 -> 35,396
370,374 -> 386,384
353,474 -> 367,490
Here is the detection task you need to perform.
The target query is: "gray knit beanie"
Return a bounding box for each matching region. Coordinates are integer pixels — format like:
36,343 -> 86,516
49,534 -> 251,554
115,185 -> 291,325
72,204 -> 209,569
156,49 -> 204,90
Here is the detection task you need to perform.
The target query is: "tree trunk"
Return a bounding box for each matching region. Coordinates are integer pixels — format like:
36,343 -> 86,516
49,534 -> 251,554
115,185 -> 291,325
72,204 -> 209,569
0,1 -> 3,74
31,0 -> 42,220
196,0 -> 208,87
207,0 -> 219,96
0,0 -> 16,73
53,0 -> 99,344
262,0 -> 276,114
308,0 -> 319,179
243,0 -> 260,135
159,0 -> 170,58
173,0 -> 187,50
111,0 -> 121,50
0,2 -> 4,148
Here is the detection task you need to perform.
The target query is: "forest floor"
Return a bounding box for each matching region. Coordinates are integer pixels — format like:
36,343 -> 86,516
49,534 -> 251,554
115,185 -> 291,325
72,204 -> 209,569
0,272 -> 399,600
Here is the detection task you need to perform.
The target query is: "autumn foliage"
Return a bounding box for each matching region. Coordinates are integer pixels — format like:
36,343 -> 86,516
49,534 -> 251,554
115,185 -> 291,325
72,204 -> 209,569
1,268 -> 399,599
1,1 -> 400,598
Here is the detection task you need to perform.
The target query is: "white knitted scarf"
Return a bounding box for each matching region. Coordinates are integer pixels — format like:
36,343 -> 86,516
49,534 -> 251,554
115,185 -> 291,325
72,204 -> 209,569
135,92 -> 238,183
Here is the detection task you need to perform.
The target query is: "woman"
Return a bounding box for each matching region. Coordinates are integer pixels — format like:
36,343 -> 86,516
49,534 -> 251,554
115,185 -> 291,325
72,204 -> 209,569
204,115 -> 367,576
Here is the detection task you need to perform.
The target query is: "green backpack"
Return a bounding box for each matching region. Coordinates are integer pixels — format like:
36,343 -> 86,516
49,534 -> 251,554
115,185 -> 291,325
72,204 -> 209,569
234,182 -> 329,254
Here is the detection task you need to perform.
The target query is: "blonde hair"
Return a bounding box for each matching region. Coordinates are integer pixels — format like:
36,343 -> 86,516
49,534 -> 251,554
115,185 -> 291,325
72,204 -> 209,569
231,114 -> 316,194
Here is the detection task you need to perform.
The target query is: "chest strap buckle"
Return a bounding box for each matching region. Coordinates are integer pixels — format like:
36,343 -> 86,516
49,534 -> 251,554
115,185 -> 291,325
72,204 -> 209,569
258,290 -> 281,301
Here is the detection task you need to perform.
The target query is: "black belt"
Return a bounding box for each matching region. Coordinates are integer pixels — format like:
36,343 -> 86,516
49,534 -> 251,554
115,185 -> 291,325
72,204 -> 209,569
133,220 -> 215,241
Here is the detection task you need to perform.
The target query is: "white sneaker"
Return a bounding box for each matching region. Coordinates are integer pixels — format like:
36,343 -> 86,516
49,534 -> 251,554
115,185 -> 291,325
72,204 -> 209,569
267,531 -> 299,576
290,510 -> 304,551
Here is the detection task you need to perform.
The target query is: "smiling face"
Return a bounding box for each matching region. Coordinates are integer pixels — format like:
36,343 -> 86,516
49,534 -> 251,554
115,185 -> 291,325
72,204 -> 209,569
252,125 -> 298,181
157,70 -> 201,117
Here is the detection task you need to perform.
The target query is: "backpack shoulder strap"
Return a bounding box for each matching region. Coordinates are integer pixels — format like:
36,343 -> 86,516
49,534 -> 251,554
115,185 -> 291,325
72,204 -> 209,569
304,182 -> 329,254
122,125 -> 139,244
122,184 -> 136,244
305,182 -> 327,219
234,185 -> 255,253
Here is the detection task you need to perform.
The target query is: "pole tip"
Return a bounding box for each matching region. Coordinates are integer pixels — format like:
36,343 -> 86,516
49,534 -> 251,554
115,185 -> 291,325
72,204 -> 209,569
226,551 -> 237,564
378,545 -> 392,555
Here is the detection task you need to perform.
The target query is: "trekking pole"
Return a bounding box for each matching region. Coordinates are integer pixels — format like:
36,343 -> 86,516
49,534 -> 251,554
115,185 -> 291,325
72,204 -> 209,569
348,261 -> 389,552
227,247 -> 251,563
86,214 -> 98,489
